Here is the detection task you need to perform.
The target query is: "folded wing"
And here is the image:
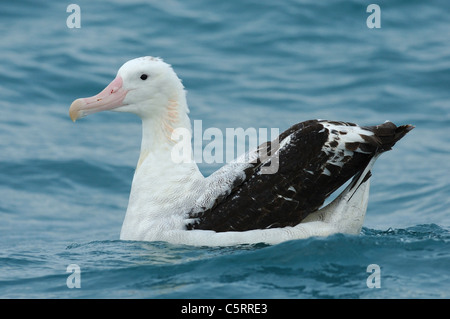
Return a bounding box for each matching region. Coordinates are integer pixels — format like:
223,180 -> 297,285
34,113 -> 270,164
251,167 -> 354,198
187,120 -> 413,232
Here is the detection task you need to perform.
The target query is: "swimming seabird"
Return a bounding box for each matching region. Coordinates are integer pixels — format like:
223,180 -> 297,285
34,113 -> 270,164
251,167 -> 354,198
69,56 -> 413,246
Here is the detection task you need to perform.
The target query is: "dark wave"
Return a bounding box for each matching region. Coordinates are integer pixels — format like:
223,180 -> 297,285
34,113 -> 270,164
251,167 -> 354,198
0,159 -> 133,194
1,224 -> 447,298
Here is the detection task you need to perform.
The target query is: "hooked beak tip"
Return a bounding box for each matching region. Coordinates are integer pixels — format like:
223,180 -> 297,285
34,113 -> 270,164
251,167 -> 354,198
69,98 -> 85,122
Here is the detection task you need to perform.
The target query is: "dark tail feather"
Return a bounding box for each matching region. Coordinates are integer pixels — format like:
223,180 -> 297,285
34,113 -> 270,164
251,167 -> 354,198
363,121 -> 414,152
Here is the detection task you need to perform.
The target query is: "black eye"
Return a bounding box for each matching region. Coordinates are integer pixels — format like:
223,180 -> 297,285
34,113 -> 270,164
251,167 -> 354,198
140,74 -> 148,80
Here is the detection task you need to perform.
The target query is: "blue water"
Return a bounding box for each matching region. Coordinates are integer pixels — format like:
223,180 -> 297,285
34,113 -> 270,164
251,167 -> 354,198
1,0 -> 449,299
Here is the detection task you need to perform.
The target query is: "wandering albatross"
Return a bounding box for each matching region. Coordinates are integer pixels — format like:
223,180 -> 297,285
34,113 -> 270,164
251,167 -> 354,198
69,56 -> 413,246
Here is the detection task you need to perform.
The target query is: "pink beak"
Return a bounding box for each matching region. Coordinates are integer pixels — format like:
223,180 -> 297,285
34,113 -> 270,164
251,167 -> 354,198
69,76 -> 128,122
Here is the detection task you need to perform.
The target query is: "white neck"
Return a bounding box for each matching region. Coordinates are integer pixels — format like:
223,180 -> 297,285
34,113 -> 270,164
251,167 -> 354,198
120,92 -> 205,241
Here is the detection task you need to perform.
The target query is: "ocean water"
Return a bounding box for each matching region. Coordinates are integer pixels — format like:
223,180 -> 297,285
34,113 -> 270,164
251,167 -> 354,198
0,0 -> 449,299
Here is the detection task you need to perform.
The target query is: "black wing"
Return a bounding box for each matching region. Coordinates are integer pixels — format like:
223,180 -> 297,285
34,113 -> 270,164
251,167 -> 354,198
187,120 -> 413,232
